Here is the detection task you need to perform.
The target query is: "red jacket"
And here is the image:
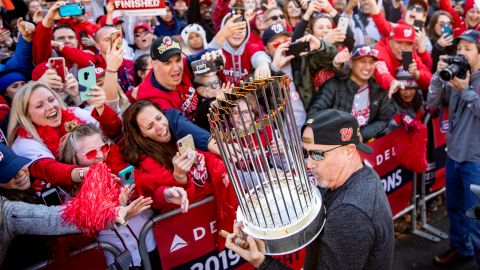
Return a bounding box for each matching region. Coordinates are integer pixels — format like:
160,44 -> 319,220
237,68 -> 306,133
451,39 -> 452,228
134,150 -> 237,232
137,60 -> 199,120
0,95 -> 9,124
59,18 -> 99,41
32,22 -> 53,65
374,38 -> 432,91
371,13 -> 432,69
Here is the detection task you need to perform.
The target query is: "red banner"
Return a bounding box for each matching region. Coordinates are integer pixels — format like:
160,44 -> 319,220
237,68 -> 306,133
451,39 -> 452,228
360,128 -> 414,216
113,0 -> 166,16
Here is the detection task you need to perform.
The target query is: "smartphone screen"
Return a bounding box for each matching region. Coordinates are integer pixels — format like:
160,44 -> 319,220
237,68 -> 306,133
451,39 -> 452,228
402,51 -> 413,71
232,7 -> 245,22
413,20 -> 423,32
48,57 -> 66,82
441,25 -> 452,36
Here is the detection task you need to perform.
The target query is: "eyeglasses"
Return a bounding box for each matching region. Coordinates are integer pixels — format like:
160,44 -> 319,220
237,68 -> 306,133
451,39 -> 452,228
201,80 -> 221,90
267,14 -> 285,21
303,145 -> 343,161
82,143 -> 110,160
407,6 -> 425,12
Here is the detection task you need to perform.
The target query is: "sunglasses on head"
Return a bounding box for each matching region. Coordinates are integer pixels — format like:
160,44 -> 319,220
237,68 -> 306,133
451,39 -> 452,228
408,6 -> 425,12
267,14 -> 285,21
82,143 -> 110,160
303,145 -> 343,161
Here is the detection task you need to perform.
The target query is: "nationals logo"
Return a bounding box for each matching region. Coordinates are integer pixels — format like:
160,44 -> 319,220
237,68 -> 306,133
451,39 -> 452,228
340,127 -> 353,141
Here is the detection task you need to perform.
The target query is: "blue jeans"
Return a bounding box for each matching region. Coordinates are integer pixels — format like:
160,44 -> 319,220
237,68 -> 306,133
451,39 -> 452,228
446,157 -> 480,264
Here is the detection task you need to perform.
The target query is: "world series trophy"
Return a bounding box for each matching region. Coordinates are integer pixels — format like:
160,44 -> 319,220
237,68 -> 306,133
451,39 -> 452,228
208,76 -> 326,255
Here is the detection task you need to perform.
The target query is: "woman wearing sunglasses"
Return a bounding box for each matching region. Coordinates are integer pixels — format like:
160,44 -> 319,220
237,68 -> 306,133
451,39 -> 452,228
6,81 -> 121,196
57,123 -> 162,268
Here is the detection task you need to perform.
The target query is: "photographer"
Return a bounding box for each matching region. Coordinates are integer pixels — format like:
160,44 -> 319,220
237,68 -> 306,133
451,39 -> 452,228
427,30 -> 480,267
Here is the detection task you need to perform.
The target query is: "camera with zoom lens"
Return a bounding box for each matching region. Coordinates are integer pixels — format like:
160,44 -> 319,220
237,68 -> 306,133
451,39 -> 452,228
439,55 -> 470,81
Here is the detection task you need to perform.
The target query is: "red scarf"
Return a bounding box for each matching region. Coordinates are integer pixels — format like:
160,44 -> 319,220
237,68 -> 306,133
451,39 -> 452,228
17,109 -> 85,157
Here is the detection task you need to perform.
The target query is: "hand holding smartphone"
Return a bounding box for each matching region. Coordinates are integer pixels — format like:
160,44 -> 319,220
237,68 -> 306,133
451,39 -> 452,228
78,66 -> 96,101
232,7 -> 245,23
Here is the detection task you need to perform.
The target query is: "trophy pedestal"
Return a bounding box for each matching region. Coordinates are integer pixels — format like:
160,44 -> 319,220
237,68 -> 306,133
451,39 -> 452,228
238,186 -> 325,255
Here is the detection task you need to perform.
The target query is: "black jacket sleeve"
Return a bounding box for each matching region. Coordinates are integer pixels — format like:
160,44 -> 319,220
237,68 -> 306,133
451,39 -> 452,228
307,79 -> 337,117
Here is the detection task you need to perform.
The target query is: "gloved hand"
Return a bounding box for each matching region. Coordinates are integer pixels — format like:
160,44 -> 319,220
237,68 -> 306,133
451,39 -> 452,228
393,113 -> 415,132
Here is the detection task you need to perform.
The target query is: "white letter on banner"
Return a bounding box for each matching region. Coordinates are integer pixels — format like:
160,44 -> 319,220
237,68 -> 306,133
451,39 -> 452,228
194,227 -> 206,241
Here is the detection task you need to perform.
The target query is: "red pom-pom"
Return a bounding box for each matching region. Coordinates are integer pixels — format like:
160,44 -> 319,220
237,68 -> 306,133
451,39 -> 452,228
62,163 -> 121,236
394,121 -> 428,173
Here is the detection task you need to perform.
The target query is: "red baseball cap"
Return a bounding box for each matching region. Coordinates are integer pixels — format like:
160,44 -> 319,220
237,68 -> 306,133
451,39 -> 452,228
200,0 -> 212,6
389,24 -> 415,43
134,23 -> 152,33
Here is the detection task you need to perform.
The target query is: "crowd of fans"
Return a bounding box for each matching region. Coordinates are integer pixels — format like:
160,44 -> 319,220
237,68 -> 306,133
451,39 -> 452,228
0,0 -> 479,268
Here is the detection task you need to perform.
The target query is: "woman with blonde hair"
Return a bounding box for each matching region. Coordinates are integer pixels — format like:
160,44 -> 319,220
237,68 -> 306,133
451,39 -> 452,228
7,81 -> 122,195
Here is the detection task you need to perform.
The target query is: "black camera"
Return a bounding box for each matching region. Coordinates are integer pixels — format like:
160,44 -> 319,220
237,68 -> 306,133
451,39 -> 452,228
439,55 -> 470,81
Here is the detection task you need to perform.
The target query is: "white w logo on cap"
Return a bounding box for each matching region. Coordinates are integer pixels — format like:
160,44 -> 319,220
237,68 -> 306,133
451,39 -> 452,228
272,24 -> 284,33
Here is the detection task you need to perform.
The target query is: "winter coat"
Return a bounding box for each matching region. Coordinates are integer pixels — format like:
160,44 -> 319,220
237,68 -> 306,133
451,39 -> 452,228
308,77 -> 393,140
0,197 -> 79,266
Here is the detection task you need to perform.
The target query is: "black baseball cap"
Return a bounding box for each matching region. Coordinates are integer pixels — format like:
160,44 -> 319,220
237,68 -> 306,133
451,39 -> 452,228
151,36 -> 182,62
303,109 -> 373,154
262,24 -> 292,46
0,144 -> 31,183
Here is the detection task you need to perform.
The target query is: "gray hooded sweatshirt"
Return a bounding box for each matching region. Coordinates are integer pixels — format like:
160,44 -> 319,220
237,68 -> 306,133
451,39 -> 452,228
427,70 -> 480,162
0,197 -> 79,266
207,13 -> 271,83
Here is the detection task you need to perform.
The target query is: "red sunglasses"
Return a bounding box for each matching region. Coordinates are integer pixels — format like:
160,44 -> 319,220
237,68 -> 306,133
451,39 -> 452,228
82,143 -> 110,160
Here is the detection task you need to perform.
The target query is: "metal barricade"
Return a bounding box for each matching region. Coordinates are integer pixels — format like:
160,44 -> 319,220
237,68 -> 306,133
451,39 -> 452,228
24,241 -> 125,270
138,196 -> 215,270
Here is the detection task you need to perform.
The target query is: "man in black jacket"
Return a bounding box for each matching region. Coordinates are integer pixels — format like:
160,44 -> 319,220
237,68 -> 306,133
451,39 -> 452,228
308,45 -> 393,141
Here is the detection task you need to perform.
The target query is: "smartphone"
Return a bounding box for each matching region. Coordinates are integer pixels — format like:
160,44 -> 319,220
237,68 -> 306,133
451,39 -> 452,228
402,51 -> 413,71
413,19 -> 424,32
286,41 -> 310,56
177,134 -> 195,155
48,57 -> 66,83
337,17 -> 349,34
41,188 -> 62,206
119,165 -> 134,185
110,30 -> 122,50
441,25 -> 452,36
232,7 -> 245,23
59,3 -> 85,17
78,65 -> 96,101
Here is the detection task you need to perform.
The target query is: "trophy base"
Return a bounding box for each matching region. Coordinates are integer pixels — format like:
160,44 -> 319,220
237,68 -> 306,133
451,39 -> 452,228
238,187 -> 326,255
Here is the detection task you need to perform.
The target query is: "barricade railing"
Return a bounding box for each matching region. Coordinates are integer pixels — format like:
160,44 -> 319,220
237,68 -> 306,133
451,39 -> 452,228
24,241 -> 126,270
138,196 -> 215,270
